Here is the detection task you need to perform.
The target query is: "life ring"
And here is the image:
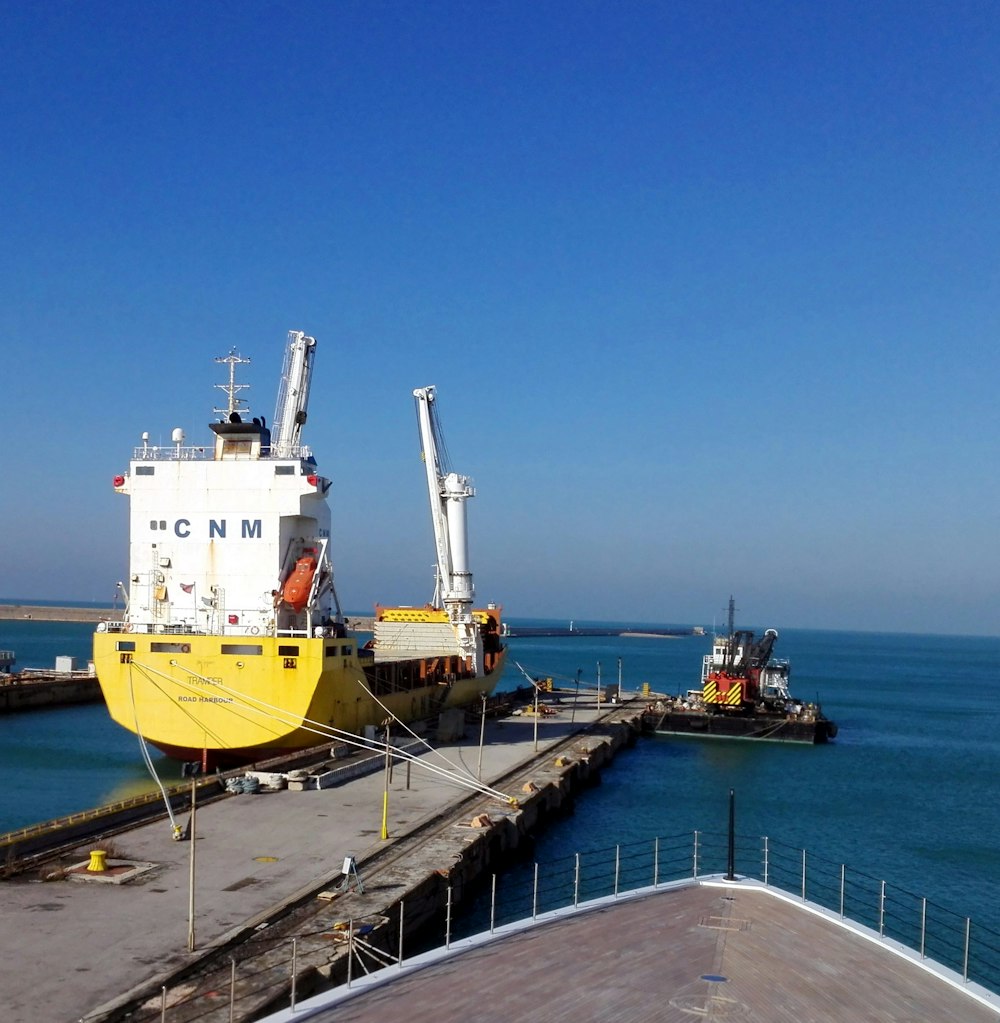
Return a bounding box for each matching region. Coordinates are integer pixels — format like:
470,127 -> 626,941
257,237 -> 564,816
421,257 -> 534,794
181,644 -> 191,654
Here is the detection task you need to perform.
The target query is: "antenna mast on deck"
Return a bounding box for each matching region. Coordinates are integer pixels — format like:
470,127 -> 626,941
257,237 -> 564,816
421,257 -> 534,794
214,350 -> 252,419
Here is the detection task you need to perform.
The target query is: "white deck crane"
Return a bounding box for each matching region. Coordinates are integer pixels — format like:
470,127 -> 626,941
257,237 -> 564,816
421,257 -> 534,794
271,331 -> 317,456
413,385 -> 482,674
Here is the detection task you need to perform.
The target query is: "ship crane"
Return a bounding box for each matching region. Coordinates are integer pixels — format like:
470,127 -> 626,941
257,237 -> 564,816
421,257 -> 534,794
271,331 -> 317,456
412,385 -> 480,674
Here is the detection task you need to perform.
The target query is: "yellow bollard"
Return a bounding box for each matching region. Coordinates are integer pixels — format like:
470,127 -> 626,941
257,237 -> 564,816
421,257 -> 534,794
87,849 -> 108,873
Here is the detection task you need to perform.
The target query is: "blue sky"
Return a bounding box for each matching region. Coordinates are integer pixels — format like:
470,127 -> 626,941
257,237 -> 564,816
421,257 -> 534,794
1,1 -> 998,635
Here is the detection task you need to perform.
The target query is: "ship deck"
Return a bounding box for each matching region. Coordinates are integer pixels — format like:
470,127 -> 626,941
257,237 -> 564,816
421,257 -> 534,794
264,881 -> 1000,1022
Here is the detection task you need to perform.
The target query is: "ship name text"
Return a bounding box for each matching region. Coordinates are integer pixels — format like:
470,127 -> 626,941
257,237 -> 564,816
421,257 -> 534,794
150,518 -> 264,539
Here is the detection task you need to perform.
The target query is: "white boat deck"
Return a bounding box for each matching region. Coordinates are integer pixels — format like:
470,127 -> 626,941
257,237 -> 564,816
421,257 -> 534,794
261,880 -> 1000,1023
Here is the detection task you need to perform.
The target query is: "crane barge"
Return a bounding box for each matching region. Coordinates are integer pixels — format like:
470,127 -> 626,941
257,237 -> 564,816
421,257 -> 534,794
642,598 -> 838,743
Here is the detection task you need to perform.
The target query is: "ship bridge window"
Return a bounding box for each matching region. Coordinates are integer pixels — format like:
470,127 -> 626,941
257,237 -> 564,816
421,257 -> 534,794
150,520 -> 168,530
135,466 -> 155,476
116,641 -> 136,652
278,645 -> 300,656
151,642 -> 193,653
274,465 -> 295,475
221,644 -> 263,655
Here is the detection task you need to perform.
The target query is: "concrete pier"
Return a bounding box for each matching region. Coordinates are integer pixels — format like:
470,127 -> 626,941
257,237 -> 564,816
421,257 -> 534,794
0,672 -> 102,713
0,694 -> 640,1023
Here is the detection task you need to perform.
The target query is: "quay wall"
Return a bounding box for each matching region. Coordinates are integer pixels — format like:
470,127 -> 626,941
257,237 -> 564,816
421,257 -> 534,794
86,708 -> 644,1023
0,674 -> 102,713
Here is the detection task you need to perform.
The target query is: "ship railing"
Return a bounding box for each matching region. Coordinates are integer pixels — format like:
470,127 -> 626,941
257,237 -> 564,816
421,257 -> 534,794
100,618 -> 338,640
430,829 -> 1000,998
130,443 -> 313,461
142,828 -> 1000,1021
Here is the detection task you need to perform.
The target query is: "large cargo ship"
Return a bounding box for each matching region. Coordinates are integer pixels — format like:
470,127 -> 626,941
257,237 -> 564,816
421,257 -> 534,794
93,332 -> 505,768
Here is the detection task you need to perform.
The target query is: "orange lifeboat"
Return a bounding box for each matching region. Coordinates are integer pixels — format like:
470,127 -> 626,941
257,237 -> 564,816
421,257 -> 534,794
282,555 -> 317,612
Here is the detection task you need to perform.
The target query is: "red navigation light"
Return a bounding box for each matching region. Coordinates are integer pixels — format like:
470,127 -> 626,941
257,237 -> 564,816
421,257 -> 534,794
113,475 -> 125,488
307,474 -> 319,486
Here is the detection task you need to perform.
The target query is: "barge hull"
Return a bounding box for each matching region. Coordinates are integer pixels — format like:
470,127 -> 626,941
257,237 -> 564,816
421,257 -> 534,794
643,710 -> 834,743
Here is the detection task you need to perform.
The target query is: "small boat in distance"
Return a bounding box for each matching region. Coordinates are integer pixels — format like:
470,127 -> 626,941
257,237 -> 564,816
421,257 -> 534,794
93,332 -> 505,769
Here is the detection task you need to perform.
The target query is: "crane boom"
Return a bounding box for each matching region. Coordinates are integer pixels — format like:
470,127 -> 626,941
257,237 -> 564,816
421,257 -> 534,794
272,331 -> 317,456
412,385 -> 480,672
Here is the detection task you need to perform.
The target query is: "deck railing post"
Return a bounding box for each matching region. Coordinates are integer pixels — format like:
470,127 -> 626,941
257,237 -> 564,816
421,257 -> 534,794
161,985 -> 167,1023
533,863 -> 539,920
229,958 -> 236,1023
801,849 -> 807,901
725,788 -> 736,881
574,853 -> 581,907
920,897 -> 926,959
840,865 -> 845,920
693,831 -> 699,880
347,918 -> 354,988
964,918 -> 971,983
446,885 -> 452,949
399,899 -> 405,967
614,845 -> 620,897
879,881 -> 885,937
654,837 -> 660,888
290,937 -> 297,1010
763,836 -> 769,885
490,874 -> 496,933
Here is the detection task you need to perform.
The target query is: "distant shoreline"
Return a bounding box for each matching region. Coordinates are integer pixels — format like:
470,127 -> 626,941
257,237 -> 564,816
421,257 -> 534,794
0,605 -> 122,623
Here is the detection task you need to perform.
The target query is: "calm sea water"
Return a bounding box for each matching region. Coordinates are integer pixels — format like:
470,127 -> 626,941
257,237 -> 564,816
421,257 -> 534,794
2,616 -> 998,930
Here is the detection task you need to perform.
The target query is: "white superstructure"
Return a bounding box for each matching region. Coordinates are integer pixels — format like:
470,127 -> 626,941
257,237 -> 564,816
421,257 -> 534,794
114,332 -> 341,639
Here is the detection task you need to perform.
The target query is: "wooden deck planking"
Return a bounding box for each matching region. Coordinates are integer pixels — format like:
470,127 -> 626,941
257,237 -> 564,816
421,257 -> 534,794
297,885 -> 999,1023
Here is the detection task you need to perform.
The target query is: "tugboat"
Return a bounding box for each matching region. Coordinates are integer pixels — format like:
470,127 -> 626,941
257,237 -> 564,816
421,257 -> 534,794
93,332 -> 505,769
643,597 -> 837,743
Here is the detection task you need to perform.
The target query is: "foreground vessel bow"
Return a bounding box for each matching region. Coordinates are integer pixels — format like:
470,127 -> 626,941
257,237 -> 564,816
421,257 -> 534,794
93,332 -> 505,769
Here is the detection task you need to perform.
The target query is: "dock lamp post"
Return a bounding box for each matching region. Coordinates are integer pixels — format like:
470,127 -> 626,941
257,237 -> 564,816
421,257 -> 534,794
572,669 -> 582,723
381,719 -> 391,840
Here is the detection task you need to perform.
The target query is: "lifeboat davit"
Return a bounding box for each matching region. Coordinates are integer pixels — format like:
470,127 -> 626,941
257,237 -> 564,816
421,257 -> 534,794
282,555 -> 317,612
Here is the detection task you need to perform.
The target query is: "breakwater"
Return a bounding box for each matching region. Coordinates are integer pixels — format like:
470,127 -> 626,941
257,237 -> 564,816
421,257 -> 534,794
0,604 -> 121,623
508,625 -> 695,638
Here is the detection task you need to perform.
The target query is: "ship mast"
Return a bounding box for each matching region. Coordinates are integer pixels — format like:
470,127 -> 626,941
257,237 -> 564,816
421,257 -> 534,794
214,350 -> 252,419
412,386 -> 479,673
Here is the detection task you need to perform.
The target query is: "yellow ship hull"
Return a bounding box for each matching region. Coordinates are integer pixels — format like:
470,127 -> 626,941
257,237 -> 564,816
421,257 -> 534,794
93,630 -> 505,769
